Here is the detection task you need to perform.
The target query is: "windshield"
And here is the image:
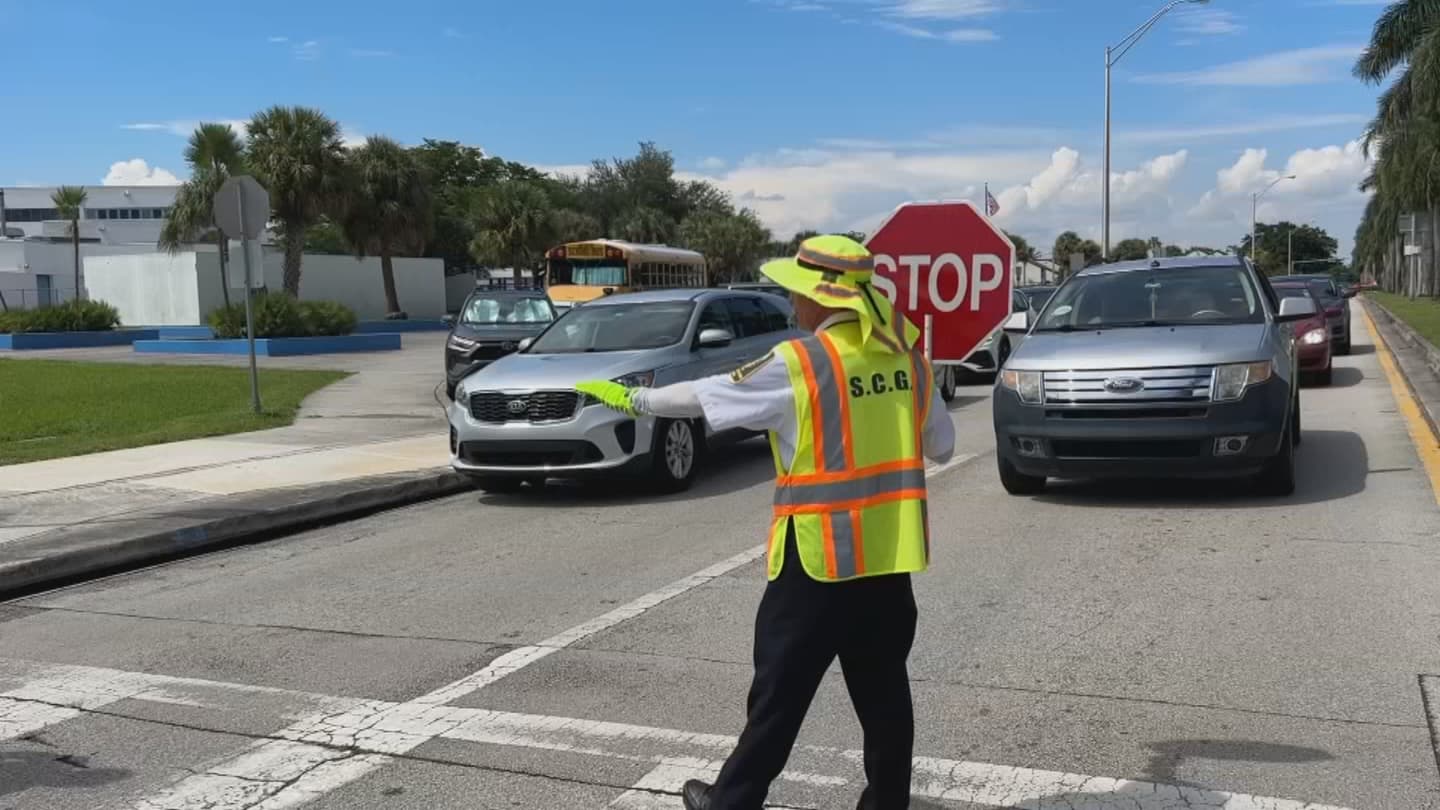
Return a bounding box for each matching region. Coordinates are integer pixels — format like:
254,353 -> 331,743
1307,280 -> 1339,301
1035,265 -> 1264,331
527,301 -> 695,353
460,295 -> 554,325
1023,287 -> 1057,309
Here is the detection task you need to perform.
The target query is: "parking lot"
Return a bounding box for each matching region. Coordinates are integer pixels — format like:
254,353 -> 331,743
3,307 -> 1439,809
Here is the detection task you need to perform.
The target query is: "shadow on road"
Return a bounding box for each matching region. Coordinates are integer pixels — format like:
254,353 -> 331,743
0,748 -> 130,797
1142,738 -> 1334,788
947,393 -> 989,411
1033,430 -> 1367,508
474,436 -> 776,507
1345,343 -> 1375,356
1326,366 -> 1366,388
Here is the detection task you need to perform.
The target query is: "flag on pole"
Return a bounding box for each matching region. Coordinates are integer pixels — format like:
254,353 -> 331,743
984,184 -> 1001,217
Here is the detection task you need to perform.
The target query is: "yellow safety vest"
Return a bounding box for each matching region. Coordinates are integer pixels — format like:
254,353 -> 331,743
766,320 -> 933,582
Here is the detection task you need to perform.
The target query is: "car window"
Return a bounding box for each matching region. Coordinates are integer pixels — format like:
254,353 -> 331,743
697,301 -> 735,336
1013,292 -> 1030,313
1308,280 -> 1339,301
461,295 -> 555,325
1036,265 -> 1265,331
723,297 -> 771,338
527,301 -> 695,353
755,296 -> 793,332
1253,272 -> 1281,316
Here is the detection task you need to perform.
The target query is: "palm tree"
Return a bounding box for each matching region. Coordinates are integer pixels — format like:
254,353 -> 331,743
337,136 -> 433,316
159,123 -> 246,307
245,106 -> 346,296
469,181 -> 554,285
1355,1 -> 1440,141
614,206 -> 675,244
50,186 -> 87,301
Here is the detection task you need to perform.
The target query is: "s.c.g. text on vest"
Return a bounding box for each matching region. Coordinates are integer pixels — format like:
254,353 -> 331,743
849,370 -> 912,398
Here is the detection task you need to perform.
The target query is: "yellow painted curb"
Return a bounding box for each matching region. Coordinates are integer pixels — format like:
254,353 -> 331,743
1357,301 -> 1440,506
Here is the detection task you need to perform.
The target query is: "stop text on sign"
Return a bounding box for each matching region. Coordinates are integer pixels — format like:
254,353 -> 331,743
870,253 -> 1006,313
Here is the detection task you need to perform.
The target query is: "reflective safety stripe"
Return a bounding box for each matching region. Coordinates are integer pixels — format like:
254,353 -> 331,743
774,467 -> 928,508
797,245 -> 874,274
829,510 -> 858,579
792,336 -> 847,472
813,282 -> 862,299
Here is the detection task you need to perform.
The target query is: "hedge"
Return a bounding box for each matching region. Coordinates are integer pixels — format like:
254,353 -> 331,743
0,300 -> 121,334
208,293 -> 357,338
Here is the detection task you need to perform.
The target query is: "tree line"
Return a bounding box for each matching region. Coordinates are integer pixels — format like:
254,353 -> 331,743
1002,225 -> 1335,280
158,108 -> 779,316
1352,1 -> 1440,296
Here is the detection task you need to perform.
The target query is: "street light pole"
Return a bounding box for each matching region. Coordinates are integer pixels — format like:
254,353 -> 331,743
1102,0 -> 1210,260
1251,174 -> 1295,269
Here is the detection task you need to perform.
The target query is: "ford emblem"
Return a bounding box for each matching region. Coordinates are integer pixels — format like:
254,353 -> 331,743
506,399 -> 528,414
1103,377 -> 1144,393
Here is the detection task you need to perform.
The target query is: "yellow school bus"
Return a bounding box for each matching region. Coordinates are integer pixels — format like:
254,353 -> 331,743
543,240 -> 708,307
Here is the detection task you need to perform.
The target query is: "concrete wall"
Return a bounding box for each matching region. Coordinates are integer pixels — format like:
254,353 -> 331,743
85,252 -> 204,326
275,254 -> 447,319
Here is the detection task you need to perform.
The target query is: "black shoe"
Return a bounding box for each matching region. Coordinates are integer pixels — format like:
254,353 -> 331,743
681,779 -> 712,810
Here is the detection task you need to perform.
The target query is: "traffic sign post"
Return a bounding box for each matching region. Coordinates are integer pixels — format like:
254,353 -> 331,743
214,176 -> 271,414
866,200 -> 1015,365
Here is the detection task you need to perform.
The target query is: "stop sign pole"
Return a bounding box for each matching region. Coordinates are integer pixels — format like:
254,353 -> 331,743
865,200 -> 1015,369
213,175 -> 270,414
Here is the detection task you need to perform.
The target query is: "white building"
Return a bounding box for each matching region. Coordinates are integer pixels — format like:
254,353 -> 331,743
0,185 -> 181,309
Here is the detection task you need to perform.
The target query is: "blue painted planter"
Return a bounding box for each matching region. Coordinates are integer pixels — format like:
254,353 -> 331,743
133,334 -> 402,356
0,329 -> 158,350
354,320 -> 451,333
154,325 -> 216,340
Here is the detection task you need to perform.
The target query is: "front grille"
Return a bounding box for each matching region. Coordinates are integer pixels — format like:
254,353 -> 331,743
458,440 -> 603,467
470,342 -> 515,361
1051,439 -> 1205,459
1043,366 -> 1214,411
1046,407 -> 1207,420
468,390 -> 580,423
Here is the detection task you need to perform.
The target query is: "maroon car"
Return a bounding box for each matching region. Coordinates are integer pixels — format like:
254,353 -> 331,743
1273,281 -> 1332,385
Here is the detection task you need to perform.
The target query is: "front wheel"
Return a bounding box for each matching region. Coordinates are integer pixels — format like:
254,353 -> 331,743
651,418 -> 701,493
996,338 -> 1012,371
1255,421 -> 1296,497
939,365 -> 957,403
998,455 -> 1046,495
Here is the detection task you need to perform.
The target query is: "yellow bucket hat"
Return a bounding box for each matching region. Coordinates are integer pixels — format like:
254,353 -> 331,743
760,234 -> 920,354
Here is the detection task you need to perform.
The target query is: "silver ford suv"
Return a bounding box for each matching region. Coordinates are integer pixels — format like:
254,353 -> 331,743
449,288 -> 803,493
992,256 -> 1317,496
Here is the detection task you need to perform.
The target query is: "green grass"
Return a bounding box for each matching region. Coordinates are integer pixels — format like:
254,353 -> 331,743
1370,292 -> 1440,349
0,360 -> 349,465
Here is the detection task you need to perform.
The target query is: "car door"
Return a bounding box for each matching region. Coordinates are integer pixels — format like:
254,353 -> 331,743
689,297 -> 746,379
721,295 -> 776,367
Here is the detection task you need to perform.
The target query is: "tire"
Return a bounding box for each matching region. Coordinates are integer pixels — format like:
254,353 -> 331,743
939,365 -> 957,403
1316,362 -> 1332,387
469,476 -> 525,494
1255,418 -> 1296,497
1337,327 -> 1351,356
1292,392 -> 1303,446
998,454 -> 1046,495
651,418 -> 701,493
445,383 -> 457,400
996,338 -> 1012,371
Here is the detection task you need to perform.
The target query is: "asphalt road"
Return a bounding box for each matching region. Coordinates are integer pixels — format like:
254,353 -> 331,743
4,312 -> 1440,809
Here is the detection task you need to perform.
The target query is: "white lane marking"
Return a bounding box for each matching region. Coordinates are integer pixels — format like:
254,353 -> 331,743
132,544 -> 768,809
414,543 -> 767,706
925,452 -> 977,479
0,696 -> 80,740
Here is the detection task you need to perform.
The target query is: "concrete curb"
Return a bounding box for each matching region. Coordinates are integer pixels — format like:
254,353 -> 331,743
1360,297 -> 1440,441
0,470 -> 476,600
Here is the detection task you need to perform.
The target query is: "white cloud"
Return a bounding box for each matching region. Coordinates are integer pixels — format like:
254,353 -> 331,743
293,39 -> 321,61
698,156 -> 727,171
267,35 -> 288,43
349,48 -> 394,58
102,159 -> 181,186
1133,45 -> 1363,87
943,28 -> 998,42
886,0 -> 1004,19
121,119 -> 248,138
1120,113 -> 1371,145
340,127 -> 367,148
875,17 -> 996,41
1175,8 -> 1244,36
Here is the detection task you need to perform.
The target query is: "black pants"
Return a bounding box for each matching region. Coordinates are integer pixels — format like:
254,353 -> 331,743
708,526 -> 918,810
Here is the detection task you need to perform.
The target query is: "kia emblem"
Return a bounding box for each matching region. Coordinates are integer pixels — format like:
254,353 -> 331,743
506,399 -> 528,414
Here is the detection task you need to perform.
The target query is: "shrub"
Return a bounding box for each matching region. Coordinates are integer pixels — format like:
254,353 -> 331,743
205,294 -> 357,339
0,300 -> 120,333
298,300 -> 358,336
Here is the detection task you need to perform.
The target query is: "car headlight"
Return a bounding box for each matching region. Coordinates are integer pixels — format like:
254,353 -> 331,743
1211,361 -> 1273,402
1300,328 -> 1327,345
447,333 -> 478,352
999,369 -> 1043,405
582,371 -> 656,407
978,331 -> 996,349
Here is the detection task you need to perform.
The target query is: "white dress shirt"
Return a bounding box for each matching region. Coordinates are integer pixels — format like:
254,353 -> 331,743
632,313 -> 956,471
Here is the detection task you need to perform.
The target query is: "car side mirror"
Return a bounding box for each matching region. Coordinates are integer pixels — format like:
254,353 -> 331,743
441,314 -> 456,327
1343,288 -> 1358,298
697,328 -> 735,348
517,337 -> 534,351
1277,297 -> 1317,321
1003,311 -> 1030,333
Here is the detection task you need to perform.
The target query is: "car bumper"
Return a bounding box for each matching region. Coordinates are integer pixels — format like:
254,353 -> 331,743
992,380 -> 1290,480
448,396 -> 657,476
1297,342 -> 1330,371
961,344 -> 998,373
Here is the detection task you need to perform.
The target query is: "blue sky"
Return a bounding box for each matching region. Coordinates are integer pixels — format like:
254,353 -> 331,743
0,0 -> 1392,253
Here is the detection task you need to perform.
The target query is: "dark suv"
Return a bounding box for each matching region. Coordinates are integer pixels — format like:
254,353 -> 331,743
444,289 -> 557,398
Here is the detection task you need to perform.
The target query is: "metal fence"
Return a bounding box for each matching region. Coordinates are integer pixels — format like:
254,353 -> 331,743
0,288 -> 78,312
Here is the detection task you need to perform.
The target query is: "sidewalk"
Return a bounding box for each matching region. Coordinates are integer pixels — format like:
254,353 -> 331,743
0,336 -> 471,596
